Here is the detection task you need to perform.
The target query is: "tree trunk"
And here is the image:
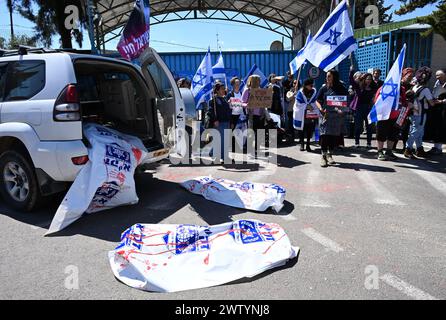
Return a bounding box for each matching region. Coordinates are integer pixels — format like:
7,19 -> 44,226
55,3 -> 73,49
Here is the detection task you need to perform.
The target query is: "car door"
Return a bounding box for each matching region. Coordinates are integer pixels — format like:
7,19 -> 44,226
138,48 -> 187,157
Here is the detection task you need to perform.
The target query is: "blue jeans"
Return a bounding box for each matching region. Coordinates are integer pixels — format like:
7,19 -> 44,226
216,121 -> 230,160
354,107 -> 372,145
406,115 -> 427,150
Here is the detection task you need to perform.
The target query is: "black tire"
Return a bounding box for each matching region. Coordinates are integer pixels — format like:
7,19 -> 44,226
0,150 -> 41,212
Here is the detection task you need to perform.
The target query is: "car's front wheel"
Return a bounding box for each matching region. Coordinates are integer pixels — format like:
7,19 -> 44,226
0,150 -> 41,211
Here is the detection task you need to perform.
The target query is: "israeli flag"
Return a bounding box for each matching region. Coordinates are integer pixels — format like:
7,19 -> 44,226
368,44 -> 406,124
212,52 -> 226,85
192,48 -> 214,109
240,64 -> 269,92
289,31 -> 312,75
304,0 -> 357,72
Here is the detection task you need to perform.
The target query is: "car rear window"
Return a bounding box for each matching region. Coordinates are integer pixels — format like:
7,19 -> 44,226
3,60 -> 45,102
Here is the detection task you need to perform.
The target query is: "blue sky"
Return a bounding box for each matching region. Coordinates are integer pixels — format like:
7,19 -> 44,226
0,0 -> 438,52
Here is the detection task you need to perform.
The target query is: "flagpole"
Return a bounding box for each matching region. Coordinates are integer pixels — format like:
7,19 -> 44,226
296,66 -> 302,88
348,0 -> 356,66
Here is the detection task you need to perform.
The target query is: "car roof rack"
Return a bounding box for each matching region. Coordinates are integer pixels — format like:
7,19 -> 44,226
0,46 -> 95,57
0,46 -> 59,57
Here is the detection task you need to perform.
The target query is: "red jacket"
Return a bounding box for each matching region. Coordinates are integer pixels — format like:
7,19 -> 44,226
374,85 -> 407,120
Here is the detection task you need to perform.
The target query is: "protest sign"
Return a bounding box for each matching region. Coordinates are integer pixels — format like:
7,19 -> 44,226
247,88 -> 273,109
117,0 -> 151,61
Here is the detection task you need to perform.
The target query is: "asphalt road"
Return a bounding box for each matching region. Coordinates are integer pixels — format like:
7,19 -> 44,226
0,138 -> 445,300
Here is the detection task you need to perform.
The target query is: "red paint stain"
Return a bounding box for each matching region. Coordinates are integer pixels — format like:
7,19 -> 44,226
132,147 -> 143,163
204,254 -> 210,265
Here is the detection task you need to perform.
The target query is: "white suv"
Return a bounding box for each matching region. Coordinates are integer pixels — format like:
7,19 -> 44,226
0,46 -> 185,211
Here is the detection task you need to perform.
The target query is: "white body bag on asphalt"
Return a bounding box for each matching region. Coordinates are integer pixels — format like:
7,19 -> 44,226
108,219 -> 299,292
181,176 -> 286,212
46,123 -> 148,235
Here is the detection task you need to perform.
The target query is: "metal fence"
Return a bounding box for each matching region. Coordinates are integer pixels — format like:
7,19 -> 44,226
159,27 -> 434,91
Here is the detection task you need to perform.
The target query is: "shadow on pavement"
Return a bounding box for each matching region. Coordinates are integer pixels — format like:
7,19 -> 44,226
223,252 -> 300,287
335,161 -> 396,172
1,171 -> 285,242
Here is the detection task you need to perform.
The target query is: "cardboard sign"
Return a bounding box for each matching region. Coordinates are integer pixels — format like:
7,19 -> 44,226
229,97 -> 243,109
247,87 -> 273,109
327,95 -> 348,107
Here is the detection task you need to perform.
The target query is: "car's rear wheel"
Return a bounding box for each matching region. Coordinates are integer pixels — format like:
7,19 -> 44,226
0,150 -> 41,211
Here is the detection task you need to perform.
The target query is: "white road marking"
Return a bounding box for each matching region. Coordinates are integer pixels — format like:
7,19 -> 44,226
299,169 -> 331,208
301,227 -> 344,253
410,169 -> 446,197
380,273 -> 439,300
356,170 -> 405,206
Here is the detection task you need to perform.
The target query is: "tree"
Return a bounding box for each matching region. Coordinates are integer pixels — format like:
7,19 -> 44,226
15,0 -> 87,48
354,0 -> 393,29
0,34 -> 37,49
396,1 -> 446,40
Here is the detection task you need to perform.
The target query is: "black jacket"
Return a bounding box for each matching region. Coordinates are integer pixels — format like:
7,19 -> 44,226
270,84 -> 283,115
208,96 -> 232,123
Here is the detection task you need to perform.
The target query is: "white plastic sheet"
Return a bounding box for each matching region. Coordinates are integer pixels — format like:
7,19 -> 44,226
108,219 -> 299,292
46,123 -> 148,235
181,176 -> 286,212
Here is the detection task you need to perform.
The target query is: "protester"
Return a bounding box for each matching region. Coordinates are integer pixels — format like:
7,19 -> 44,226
374,67 -> 417,161
373,68 -> 384,89
226,77 -> 244,129
242,75 -> 267,156
208,82 -> 232,161
269,73 -> 284,117
394,68 -> 415,153
283,71 -> 295,138
426,69 -> 446,155
286,79 -> 299,142
350,66 -> 376,148
294,78 -> 319,152
177,78 -> 191,89
404,67 -> 437,158
282,71 -> 294,107
316,69 -> 348,167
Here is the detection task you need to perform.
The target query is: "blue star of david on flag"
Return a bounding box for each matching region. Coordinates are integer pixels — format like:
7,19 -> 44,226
324,28 -> 342,48
368,44 -> 407,124
191,48 -> 214,109
192,70 -> 206,87
381,78 -> 399,100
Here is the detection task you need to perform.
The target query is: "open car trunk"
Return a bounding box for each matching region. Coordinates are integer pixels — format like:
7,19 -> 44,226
73,58 -> 165,153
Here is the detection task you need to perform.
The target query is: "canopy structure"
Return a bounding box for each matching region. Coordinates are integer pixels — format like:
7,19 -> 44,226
82,0 -> 330,50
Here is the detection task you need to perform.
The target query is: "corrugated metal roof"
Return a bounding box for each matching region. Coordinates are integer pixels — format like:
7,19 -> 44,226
88,0 -> 326,44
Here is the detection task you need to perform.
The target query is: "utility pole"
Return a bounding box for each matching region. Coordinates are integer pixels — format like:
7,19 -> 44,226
7,0 -> 14,40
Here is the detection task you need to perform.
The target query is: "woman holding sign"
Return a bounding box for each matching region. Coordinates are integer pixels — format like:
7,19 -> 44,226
227,77 -> 244,129
227,77 -> 247,151
316,70 -> 348,167
241,75 -> 268,157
